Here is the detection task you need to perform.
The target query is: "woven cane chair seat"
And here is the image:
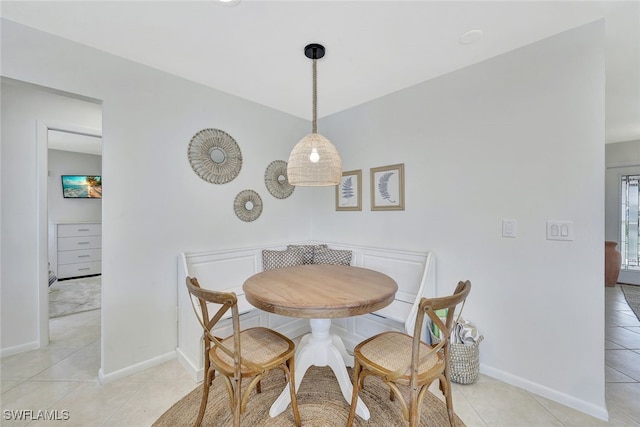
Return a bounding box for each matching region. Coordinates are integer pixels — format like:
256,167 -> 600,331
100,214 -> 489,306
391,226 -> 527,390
212,327 -> 293,375
357,331 -> 442,384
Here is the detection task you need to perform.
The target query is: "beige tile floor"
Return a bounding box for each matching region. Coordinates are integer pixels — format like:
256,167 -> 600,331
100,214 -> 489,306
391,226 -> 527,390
1,285 -> 639,426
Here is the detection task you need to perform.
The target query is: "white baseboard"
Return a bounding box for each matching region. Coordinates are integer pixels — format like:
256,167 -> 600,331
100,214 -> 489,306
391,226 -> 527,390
98,350 -> 177,385
0,340 -> 39,358
176,347 -> 202,382
480,364 -> 609,421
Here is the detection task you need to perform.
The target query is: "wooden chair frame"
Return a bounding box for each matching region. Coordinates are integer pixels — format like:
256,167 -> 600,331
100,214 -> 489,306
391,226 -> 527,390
185,277 -> 301,427
347,280 -> 471,427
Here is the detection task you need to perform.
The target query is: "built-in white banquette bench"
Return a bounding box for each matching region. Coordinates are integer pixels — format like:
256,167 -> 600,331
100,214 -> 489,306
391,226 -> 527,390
176,242 -> 435,381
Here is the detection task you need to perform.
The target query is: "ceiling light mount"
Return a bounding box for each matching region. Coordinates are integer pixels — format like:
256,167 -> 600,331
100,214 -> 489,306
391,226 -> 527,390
304,43 -> 325,60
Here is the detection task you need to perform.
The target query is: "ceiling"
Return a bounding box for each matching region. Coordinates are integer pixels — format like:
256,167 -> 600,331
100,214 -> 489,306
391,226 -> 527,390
2,1 -> 639,150
48,130 -> 102,156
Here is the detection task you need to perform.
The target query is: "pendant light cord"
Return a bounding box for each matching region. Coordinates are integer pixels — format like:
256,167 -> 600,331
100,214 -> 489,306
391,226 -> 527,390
312,58 -> 318,134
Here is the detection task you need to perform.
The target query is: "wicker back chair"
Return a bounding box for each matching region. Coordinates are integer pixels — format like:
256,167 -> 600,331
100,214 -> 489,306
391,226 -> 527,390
347,280 -> 471,427
185,277 -> 301,427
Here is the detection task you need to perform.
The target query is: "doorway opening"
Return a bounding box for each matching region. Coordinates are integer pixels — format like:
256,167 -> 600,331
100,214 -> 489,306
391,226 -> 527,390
37,123 -> 102,347
47,130 -> 102,320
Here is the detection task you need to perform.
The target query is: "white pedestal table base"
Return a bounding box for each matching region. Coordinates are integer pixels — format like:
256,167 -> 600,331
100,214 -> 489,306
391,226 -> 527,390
269,318 -> 370,420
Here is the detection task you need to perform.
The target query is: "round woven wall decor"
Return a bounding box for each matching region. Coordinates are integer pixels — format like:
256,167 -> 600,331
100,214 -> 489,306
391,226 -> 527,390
264,160 -> 294,199
233,190 -> 263,222
188,128 -> 242,184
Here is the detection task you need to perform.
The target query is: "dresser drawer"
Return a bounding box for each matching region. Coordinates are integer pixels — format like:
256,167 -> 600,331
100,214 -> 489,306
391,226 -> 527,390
58,249 -> 101,265
57,261 -> 101,279
58,236 -> 101,251
58,223 -> 101,238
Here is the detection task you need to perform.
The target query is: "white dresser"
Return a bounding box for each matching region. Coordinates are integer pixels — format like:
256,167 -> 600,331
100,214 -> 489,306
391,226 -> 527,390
57,222 -> 102,279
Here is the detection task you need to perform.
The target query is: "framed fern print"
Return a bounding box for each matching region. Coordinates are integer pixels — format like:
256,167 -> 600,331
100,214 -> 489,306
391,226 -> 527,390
370,164 -> 405,211
336,169 -> 362,211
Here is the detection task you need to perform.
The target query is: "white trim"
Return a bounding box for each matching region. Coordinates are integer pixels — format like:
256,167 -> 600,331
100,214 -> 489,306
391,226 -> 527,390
480,364 -> 608,421
36,120 -> 49,348
176,347 -> 202,382
607,161 -> 640,169
0,341 -> 39,358
98,351 -> 177,385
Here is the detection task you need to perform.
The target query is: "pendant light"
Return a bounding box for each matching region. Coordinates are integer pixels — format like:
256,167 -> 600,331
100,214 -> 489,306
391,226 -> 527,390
287,43 -> 342,186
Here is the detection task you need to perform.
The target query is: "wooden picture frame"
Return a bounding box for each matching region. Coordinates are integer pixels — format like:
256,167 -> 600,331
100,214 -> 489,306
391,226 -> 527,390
335,169 -> 362,211
370,163 -> 405,211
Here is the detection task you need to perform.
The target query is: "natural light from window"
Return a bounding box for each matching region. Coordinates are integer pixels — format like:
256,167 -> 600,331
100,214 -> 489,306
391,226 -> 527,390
621,174 -> 640,270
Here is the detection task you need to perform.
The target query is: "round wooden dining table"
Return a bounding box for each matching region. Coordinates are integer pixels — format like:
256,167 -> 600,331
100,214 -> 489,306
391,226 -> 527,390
243,264 -> 397,420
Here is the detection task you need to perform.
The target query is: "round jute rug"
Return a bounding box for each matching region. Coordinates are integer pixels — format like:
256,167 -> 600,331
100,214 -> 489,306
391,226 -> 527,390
153,366 -> 465,426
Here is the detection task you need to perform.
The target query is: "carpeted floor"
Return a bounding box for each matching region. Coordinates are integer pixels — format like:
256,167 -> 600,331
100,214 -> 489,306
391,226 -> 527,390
153,366 -> 465,426
621,284 -> 640,321
49,275 -> 101,318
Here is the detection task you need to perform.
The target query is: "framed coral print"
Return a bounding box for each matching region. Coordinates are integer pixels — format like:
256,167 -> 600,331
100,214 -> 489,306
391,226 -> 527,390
370,164 -> 405,211
335,169 -> 362,211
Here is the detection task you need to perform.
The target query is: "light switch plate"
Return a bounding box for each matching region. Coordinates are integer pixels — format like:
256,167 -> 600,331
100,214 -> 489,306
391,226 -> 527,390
546,221 -> 573,241
502,219 -> 517,238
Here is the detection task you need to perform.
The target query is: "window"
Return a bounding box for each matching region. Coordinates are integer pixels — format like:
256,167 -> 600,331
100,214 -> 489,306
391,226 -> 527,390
621,174 -> 640,270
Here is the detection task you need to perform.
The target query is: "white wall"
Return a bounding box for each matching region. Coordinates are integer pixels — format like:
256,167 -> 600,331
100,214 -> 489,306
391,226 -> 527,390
47,148 -> 102,274
0,80 -> 102,354
1,19 -> 313,376
314,21 -> 606,417
48,149 -> 102,225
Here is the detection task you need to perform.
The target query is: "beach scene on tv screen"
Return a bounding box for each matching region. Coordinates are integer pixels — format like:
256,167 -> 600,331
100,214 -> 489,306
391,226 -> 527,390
62,175 -> 102,198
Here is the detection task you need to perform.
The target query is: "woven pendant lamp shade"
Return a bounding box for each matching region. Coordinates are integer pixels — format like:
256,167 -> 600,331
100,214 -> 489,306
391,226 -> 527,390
287,133 -> 342,186
287,43 -> 342,187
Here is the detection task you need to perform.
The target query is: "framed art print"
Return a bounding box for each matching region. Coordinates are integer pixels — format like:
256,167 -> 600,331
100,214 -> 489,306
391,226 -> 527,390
335,169 -> 362,211
370,163 -> 405,211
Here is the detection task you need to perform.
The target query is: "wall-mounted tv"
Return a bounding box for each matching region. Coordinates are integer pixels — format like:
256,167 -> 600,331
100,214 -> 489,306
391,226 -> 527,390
61,175 -> 102,199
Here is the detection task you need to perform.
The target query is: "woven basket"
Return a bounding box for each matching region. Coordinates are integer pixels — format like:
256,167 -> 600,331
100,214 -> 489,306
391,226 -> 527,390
430,330 -> 483,384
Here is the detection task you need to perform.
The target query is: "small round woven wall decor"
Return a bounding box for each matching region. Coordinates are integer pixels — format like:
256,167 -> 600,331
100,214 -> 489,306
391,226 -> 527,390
188,128 -> 242,184
264,160 -> 294,199
233,190 -> 263,222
